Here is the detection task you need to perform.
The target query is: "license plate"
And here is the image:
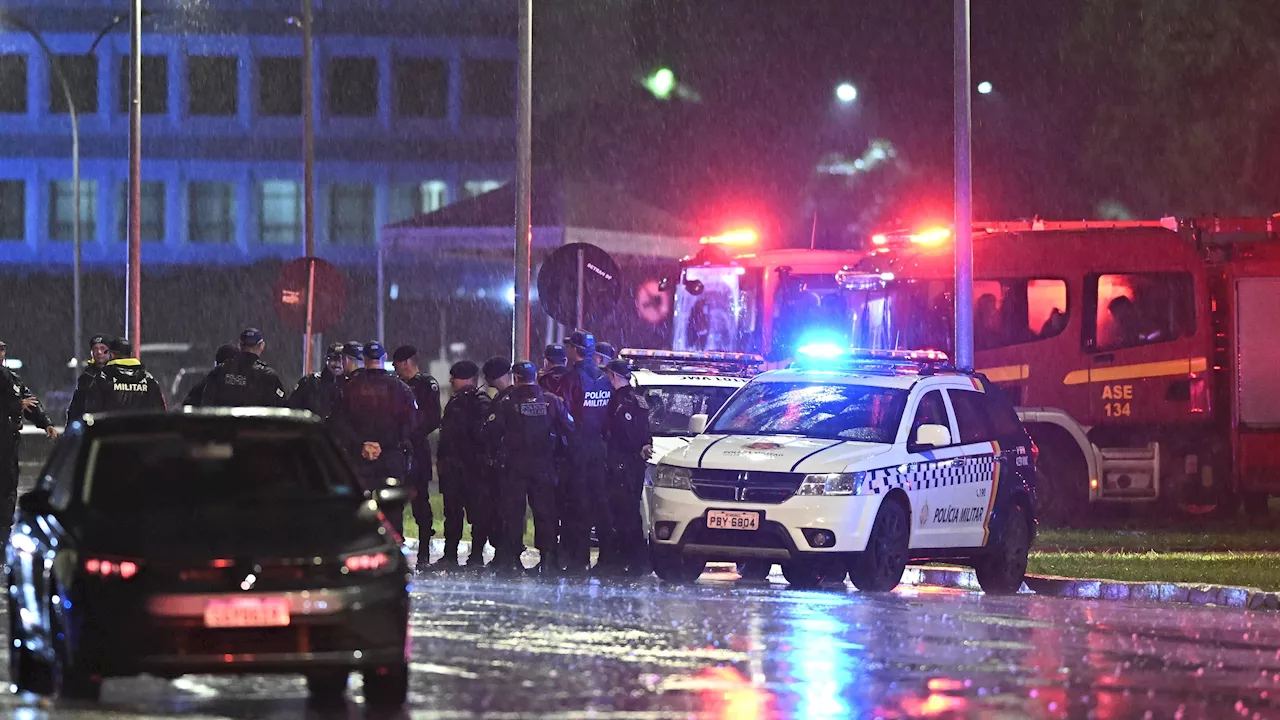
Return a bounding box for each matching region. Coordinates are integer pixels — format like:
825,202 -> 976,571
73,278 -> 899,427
706,510 -> 760,531
203,597 -> 291,628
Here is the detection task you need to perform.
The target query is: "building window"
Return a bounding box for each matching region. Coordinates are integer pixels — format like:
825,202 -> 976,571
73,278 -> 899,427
258,180 -> 301,244
188,56 -> 238,116
115,182 -> 165,242
0,55 -> 28,114
329,184 -> 374,245
50,55 -> 98,114
463,59 -> 514,117
0,181 -> 24,241
258,57 -> 301,117
49,180 -> 97,241
117,55 -> 167,114
188,182 -> 236,243
464,180 -> 503,198
389,181 -> 448,223
327,57 -> 377,117
394,57 -> 447,118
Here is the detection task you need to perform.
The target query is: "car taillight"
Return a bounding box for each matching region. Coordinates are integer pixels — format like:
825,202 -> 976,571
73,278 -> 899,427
84,558 -> 139,579
343,552 -> 390,573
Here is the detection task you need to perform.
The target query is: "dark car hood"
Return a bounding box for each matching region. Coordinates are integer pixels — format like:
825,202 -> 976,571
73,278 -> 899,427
78,501 -> 382,561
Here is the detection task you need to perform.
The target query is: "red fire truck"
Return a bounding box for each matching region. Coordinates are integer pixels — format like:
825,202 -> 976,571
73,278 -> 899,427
670,217 -> 1280,523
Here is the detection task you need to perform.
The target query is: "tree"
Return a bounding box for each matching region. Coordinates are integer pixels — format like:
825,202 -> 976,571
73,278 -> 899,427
1071,0 -> 1280,215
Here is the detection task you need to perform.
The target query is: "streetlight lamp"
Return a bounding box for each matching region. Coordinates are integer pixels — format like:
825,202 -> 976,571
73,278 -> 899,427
835,82 -> 858,104
977,81 -> 993,95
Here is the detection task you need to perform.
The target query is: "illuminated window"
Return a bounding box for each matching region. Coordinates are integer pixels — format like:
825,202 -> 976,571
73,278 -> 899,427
1090,273 -> 1194,351
258,180 -> 301,244
389,180 -> 449,222
973,278 -> 1069,350
463,180 -> 502,198
49,180 -> 97,241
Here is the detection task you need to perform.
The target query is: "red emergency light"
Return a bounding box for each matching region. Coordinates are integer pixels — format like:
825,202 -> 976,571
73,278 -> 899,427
699,229 -> 758,246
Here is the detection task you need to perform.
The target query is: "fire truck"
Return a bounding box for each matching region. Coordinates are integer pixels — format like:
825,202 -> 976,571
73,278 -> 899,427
669,217 -> 1280,524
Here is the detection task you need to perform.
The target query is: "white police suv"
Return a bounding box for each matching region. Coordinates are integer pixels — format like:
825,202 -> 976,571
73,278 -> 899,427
647,349 -> 1037,593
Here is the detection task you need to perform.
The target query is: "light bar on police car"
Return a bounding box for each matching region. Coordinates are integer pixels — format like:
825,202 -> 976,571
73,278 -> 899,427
620,349 -> 765,366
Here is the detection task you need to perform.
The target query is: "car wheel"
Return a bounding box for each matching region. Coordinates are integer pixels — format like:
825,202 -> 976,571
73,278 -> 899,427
9,592 -> 53,696
780,558 -> 846,589
736,561 -> 772,582
362,663 -> 409,709
651,548 -> 706,584
306,671 -> 348,705
51,607 -> 101,702
975,501 -> 1032,595
848,499 -> 910,593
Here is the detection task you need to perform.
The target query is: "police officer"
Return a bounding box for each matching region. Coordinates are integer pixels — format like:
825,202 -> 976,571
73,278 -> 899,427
0,362 -> 23,547
67,334 -> 113,422
485,361 -> 574,577
601,358 -> 653,577
327,342 -> 418,534
0,341 -> 57,442
594,342 -> 618,368
339,341 -> 364,377
392,345 -> 442,568
288,343 -> 344,418
559,331 -> 614,575
183,344 -> 239,407
539,344 -> 570,397
82,339 -> 167,413
435,361 -> 492,571
483,357 -> 513,401
200,328 -> 288,407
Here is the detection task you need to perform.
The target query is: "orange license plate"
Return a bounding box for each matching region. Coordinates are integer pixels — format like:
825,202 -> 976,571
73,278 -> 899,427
203,597 -> 291,628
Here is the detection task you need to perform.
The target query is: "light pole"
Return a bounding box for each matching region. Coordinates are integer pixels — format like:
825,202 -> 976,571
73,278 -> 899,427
953,0 -> 974,370
513,0 -> 532,361
125,0 -> 143,352
301,0 -> 317,374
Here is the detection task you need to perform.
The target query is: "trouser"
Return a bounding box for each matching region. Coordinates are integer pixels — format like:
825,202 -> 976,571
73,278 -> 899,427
440,462 -> 495,563
561,439 -> 608,572
605,457 -> 647,570
499,466 -> 558,568
0,431 -> 18,547
408,451 -> 434,538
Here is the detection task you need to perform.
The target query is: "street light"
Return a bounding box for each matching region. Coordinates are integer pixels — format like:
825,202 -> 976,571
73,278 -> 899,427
977,81 -> 993,95
835,82 -> 858,104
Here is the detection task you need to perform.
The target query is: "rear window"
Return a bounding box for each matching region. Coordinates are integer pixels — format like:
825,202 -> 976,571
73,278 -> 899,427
83,431 -> 355,509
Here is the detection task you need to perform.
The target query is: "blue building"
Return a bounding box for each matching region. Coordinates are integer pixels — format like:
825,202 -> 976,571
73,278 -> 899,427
0,0 -> 517,268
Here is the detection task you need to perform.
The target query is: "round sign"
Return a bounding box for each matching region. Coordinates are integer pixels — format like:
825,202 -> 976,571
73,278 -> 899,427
537,243 -> 621,328
634,279 -> 672,325
273,257 -> 348,334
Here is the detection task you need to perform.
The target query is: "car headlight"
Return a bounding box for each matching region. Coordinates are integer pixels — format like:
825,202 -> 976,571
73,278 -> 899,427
796,471 -> 865,496
644,464 -> 656,487
654,465 -> 694,490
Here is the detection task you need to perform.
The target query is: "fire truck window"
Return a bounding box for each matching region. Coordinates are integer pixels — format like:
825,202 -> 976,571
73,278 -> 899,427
1093,273 -> 1194,351
1029,279 -> 1068,339
948,390 -> 994,444
974,281 -> 1005,350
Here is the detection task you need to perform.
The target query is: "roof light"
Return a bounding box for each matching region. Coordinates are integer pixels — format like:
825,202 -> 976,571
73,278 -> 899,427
871,234 -> 888,246
699,229 -> 758,246
910,227 -> 952,246
796,342 -> 846,360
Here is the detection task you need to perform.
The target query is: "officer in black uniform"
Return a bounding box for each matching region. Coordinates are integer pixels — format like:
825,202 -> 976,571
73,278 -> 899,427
485,361 -> 574,577
559,331 -> 614,575
340,341 -> 364,376
200,328 -> 288,407
67,334 -> 114,422
0,362 -> 23,547
392,345 -> 442,567
327,342 -> 418,535
594,342 -> 618,368
538,344 -> 570,397
183,344 -> 239,407
483,357 -> 513,401
287,343 -> 345,418
82,339 -> 167,413
601,358 -> 654,577
435,361 -> 492,571
0,341 -> 58,442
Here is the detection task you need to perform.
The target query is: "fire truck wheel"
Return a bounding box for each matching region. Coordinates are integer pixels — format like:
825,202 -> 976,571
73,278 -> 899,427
975,501 -> 1032,595
1033,465 -> 1083,528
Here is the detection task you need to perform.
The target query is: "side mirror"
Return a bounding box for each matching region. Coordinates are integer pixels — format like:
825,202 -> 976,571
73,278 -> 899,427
17,488 -> 51,515
913,424 -> 952,448
688,414 -> 709,435
375,477 -> 414,507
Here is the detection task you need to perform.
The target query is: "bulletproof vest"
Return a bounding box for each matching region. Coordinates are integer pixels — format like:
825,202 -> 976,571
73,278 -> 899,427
502,385 -> 558,459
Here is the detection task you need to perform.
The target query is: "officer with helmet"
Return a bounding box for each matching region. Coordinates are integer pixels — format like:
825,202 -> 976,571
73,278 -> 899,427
559,330 -> 614,575
600,358 -> 653,577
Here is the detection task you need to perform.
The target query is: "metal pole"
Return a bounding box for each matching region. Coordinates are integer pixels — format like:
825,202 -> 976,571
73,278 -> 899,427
953,0 -> 974,371
376,241 -> 385,345
513,0 -> 533,361
126,0 -> 143,353
301,0 -> 317,373
575,246 -> 585,330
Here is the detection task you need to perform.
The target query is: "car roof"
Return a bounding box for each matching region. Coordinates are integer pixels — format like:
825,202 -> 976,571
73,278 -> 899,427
77,408 -> 321,437
631,369 -> 751,387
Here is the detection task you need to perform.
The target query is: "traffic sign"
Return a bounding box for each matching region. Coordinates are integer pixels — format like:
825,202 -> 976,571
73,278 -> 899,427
273,257 -> 347,334
537,243 -> 621,328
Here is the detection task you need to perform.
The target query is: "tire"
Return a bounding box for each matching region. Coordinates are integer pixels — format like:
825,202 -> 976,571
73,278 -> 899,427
975,501 -> 1032,595
51,602 -> 101,702
780,558 -> 846,589
736,561 -> 772,582
1034,462 -> 1085,528
9,592 -> 52,696
362,663 -> 409,709
306,671 -> 348,705
651,548 -> 706,584
848,499 -> 910,592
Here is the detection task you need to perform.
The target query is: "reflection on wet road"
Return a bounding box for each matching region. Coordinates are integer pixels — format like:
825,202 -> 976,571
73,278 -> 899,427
2,569 -> 1279,718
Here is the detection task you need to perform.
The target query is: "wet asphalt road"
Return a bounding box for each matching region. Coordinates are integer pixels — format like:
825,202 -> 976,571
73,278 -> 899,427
1,566 -> 1279,719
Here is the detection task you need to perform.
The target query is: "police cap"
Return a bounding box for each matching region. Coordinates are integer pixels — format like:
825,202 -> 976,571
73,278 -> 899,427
543,344 -> 567,363
89,334 -> 112,348
595,342 -> 617,362
605,358 -> 633,379
450,360 -> 480,381
341,341 -> 364,359
482,356 -> 512,382
215,343 -> 239,364
511,361 -> 538,383
391,345 -> 418,363
108,338 -> 133,357
565,330 -> 595,353
239,327 -> 265,346
364,341 -> 387,360
325,343 -> 344,361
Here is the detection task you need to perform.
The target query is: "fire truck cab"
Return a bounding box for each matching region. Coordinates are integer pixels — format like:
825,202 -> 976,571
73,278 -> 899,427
844,217 -> 1280,522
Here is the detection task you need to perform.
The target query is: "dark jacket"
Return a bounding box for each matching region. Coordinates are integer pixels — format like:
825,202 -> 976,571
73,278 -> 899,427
67,361 -> 105,422
604,386 -> 652,466
82,359 -> 166,414
437,385 -> 490,474
538,364 -> 570,398
403,373 -> 442,457
327,368 -> 418,464
288,369 -> 342,419
485,383 -> 574,469
1,366 -> 23,432
560,358 -> 612,441
200,351 -> 287,408
6,370 -> 51,431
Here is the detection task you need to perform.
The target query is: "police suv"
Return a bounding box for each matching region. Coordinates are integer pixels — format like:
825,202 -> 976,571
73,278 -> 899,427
647,348 -> 1037,593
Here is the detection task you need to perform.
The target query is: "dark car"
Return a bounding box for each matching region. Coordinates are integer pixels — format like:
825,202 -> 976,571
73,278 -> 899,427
5,408 -> 412,706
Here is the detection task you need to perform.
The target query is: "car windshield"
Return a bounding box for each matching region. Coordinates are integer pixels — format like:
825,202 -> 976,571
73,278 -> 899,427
84,430 -> 355,509
640,384 -> 741,437
707,381 -> 907,443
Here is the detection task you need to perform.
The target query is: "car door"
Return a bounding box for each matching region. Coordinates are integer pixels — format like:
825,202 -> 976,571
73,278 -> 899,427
943,386 -> 1004,548
901,386 -> 970,549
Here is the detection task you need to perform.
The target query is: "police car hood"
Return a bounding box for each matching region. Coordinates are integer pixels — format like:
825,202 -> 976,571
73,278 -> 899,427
667,434 -> 891,474
648,436 -> 691,466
